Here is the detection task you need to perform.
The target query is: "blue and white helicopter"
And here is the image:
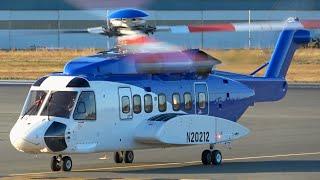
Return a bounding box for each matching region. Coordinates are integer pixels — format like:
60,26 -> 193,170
9,9 -> 320,172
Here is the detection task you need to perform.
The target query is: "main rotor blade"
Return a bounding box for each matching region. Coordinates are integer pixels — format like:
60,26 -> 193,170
61,27 -> 106,35
157,19 -> 320,33
87,26 -> 106,34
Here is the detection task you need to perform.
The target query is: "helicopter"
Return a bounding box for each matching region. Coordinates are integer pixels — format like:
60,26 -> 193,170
9,8 -> 320,172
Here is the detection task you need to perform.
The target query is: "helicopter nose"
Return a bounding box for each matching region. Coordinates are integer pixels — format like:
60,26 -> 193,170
10,121 -> 44,153
10,133 -> 41,153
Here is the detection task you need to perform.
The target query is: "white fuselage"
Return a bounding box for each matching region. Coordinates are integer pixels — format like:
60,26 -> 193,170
10,76 -> 249,155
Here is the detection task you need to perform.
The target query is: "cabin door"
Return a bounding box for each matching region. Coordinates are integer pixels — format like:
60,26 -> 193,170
118,87 -> 133,120
194,82 -> 209,115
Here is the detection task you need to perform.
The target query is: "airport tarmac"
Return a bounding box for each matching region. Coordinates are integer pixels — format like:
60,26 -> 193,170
0,84 -> 320,179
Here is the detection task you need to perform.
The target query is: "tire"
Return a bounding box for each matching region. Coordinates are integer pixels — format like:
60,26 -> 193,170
124,151 -> 134,163
211,150 -> 222,165
201,150 -> 212,165
114,151 -> 123,163
62,156 -> 72,171
50,156 -> 61,171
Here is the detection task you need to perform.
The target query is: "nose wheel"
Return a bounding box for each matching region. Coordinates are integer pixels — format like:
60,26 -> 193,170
114,151 -> 134,163
50,155 -> 72,172
62,156 -> 72,171
201,149 -> 222,165
50,156 -> 61,171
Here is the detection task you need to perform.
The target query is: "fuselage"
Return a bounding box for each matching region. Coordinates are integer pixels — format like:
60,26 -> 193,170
10,28 -> 310,156
9,72 -> 262,154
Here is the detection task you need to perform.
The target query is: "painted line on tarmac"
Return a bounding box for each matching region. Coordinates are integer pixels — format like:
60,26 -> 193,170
224,151 -> 320,161
9,151 -> 320,177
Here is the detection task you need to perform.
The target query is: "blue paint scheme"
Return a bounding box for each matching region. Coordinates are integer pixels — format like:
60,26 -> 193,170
108,9 -> 149,19
50,29 -> 311,122
265,29 -> 311,78
63,49 -> 218,76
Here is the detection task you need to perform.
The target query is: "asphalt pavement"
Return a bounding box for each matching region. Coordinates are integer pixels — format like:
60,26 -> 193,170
0,84 -> 320,179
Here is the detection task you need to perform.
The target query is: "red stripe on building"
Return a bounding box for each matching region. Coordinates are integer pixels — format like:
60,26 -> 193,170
188,23 -> 235,32
301,20 -> 320,29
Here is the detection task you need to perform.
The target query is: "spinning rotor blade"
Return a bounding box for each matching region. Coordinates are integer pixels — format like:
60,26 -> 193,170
157,18 -> 320,33
87,26 -> 106,34
20,27 -> 106,37
59,27 -> 105,34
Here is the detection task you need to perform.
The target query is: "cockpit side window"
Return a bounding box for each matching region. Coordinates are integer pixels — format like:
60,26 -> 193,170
22,90 -> 48,116
73,91 -> 96,120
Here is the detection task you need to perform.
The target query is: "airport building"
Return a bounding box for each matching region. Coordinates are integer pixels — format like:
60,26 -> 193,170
0,0 -> 319,49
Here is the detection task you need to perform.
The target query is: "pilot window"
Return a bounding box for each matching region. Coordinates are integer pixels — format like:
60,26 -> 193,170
144,94 -> 153,113
158,94 -> 167,112
73,91 -> 96,120
22,90 -> 48,116
172,93 -> 180,111
184,93 -> 192,110
133,95 -> 141,114
198,92 -> 207,109
121,96 -> 130,114
41,91 -> 78,118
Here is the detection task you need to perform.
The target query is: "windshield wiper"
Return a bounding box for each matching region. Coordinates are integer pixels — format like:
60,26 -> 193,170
21,104 -> 37,119
21,95 -> 46,119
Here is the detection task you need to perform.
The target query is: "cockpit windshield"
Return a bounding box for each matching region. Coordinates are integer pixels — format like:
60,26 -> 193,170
22,90 -> 48,116
41,91 -> 78,118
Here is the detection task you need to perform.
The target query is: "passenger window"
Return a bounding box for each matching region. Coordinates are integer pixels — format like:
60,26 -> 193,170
121,96 -> 130,114
144,94 -> 153,113
74,91 -> 96,120
133,95 -> 141,114
172,93 -> 180,111
198,92 -> 206,109
158,94 -> 167,112
184,93 -> 192,110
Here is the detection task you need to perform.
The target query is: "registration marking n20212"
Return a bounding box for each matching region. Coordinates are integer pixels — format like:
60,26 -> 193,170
187,131 -> 209,143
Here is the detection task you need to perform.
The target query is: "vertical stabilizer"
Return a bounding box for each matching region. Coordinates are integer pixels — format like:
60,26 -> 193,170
264,29 -> 310,78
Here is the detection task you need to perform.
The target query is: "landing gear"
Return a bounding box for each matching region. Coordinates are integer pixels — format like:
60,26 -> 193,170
211,150 -> 222,165
62,156 -> 72,171
50,155 -> 72,172
201,150 -> 212,165
201,149 -> 222,166
50,156 -> 61,171
124,150 -> 134,163
114,151 -> 134,163
114,151 -> 124,163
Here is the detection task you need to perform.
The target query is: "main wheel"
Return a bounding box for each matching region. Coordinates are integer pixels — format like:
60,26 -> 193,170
211,150 -> 222,165
50,156 -> 61,171
124,151 -> 134,163
114,151 -> 123,163
201,150 -> 212,165
62,156 -> 72,171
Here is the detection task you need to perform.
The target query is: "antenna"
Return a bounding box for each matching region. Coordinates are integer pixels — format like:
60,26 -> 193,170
106,9 -> 110,49
106,9 -> 110,29
248,9 -> 251,49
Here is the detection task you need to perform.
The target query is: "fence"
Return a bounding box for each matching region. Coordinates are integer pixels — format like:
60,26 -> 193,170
0,10 -> 319,49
